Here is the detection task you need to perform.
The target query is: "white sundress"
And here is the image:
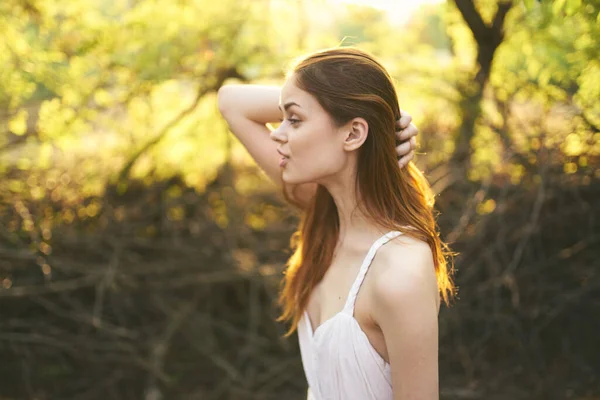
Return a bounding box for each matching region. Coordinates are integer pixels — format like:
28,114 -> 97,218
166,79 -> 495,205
297,230 -> 403,400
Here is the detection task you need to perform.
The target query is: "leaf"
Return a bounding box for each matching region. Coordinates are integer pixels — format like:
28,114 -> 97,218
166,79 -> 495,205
8,109 -> 28,136
565,0 -> 582,16
523,0 -> 535,11
552,0 -> 566,15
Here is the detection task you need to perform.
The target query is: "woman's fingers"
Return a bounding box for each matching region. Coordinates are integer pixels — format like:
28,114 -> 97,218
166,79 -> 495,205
398,150 -> 415,169
396,139 -> 413,157
396,133 -> 418,155
396,110 -> 413,130
396,122 -> 418,142
395,111 -> 418,169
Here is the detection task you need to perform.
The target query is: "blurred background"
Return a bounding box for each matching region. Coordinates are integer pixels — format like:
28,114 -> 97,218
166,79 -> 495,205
0,0 -> 598,398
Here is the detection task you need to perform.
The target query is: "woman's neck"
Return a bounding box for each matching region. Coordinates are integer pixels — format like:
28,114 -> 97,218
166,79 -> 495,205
321,172 -> 388,250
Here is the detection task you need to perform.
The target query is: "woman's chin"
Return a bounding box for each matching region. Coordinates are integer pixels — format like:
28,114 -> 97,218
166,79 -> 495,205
282,171 -> 311,186
281,173 -> 297,185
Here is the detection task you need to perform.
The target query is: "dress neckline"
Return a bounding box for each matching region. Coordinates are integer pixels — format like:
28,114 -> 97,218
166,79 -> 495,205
304,230 -> 403,338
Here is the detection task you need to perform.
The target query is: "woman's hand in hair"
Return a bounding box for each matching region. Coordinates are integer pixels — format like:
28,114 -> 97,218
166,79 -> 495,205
395,111 -> 418,169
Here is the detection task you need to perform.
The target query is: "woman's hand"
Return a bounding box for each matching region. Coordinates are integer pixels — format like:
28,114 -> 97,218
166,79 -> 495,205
395,111 -> 418,169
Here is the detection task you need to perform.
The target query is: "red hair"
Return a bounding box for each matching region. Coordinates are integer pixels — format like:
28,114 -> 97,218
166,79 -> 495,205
277,47 -> 455,336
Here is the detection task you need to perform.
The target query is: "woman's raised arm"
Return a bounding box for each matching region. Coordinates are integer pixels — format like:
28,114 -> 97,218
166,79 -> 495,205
217,84 -> 419,207
217,84 -> 317,207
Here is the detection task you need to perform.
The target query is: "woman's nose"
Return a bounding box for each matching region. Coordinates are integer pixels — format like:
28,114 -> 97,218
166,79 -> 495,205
270,124 -> 287,143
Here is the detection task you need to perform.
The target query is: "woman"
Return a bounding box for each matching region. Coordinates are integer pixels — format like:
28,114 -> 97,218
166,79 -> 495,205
217,47 -> 455,400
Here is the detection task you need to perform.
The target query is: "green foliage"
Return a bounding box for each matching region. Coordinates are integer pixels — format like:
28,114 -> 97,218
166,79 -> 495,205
1,0 -> 595,224
0,0 -> 296,199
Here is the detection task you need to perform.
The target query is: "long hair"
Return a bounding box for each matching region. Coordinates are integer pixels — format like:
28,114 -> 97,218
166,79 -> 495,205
277,47 -> 456,336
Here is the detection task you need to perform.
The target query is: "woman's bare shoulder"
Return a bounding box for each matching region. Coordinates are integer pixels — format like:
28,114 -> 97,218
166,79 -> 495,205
370,233 -> 438,308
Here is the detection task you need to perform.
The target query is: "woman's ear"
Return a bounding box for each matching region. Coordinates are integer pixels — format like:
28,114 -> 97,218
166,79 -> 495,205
342,117 -> 368,152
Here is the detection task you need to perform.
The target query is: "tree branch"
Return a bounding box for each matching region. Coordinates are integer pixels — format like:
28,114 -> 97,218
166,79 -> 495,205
453,0 -> 489,43
115,66 -> 246,185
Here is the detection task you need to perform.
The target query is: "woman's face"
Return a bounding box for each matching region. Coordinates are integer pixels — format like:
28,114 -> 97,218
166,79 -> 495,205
270,76 -> 352,185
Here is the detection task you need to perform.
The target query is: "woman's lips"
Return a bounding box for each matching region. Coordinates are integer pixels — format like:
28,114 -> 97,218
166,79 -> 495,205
279,157 -> 288,167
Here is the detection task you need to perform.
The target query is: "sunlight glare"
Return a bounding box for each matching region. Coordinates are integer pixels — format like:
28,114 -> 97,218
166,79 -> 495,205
329,0 -> 444,25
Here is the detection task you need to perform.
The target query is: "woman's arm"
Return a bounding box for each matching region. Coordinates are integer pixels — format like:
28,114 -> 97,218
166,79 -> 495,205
217,84 -> 317,207
217,85 -> 292,184
372,239 -> 440,400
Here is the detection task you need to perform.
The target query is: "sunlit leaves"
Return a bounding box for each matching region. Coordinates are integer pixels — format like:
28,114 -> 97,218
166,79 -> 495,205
36,98 -> 85,142
445,3 -> 478,69
8,109 -> 28,136
0,0 -> 597,211
522,0 -> 535,10
469,124 -> 503,181
575,61 -> 600,125
0,0 -> 297,203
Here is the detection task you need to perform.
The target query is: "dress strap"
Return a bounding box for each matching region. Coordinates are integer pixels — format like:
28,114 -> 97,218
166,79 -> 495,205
342,230 -> 403,315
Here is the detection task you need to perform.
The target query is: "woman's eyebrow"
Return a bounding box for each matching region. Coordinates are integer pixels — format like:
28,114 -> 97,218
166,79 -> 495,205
278,101 -> 301,112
